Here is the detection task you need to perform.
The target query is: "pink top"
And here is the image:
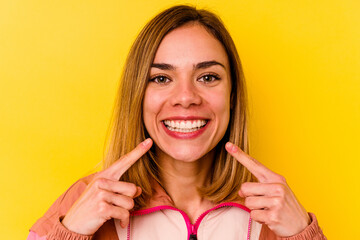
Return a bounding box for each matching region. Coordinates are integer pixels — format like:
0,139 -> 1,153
28,172 -> 327,240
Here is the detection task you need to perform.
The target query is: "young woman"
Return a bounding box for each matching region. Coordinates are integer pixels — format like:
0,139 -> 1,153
28,5 -> 326,240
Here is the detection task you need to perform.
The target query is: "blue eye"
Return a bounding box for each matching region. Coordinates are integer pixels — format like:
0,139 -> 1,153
198,74 -> 220,83
149,75 -> 170,84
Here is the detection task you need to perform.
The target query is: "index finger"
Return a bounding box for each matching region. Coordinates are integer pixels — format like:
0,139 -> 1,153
225,142 -> 279,183
104,138 -> 153,180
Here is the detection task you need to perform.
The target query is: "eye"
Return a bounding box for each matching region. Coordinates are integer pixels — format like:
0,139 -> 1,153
149,75 -> 171,84
198,74 -> 220,83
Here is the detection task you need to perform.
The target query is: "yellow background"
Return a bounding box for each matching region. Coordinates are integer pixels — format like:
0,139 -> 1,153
1,0 -> 359,239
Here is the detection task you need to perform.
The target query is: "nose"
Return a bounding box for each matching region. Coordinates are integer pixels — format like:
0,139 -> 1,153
170,80 -> 202,108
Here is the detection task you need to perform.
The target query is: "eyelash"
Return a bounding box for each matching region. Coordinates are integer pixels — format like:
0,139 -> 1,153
149,75 -> 171,84
149,73 -> 221,84
199,73 -> 221,83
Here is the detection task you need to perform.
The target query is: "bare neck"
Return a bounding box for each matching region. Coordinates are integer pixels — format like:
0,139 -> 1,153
157,150 -> 215,223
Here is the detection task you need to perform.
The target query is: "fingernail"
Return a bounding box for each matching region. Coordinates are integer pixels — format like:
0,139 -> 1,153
120,222 -> 128,229
226,142 -> 237,153
135,186 -> 142,197
142,138 -> 152,147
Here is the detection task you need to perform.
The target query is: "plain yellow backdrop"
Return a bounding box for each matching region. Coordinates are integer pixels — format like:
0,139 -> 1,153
1,0 -> 359,239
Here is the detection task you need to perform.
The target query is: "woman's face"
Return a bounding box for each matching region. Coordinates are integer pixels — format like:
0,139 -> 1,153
143,23 -> 231,162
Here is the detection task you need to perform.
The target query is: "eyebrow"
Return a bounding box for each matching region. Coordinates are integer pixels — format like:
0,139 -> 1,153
151,60 -> 226,71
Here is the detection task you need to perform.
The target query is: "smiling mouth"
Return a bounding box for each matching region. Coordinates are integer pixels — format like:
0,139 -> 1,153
162,120 -> 208,133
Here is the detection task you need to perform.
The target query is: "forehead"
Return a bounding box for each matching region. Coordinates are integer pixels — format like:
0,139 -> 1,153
153,23 -> 229,67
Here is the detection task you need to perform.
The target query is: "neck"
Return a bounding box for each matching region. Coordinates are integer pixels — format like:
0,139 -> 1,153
157,149 -> 215,223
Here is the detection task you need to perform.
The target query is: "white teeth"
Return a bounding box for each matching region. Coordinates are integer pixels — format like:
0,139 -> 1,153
163,120 -> 207,132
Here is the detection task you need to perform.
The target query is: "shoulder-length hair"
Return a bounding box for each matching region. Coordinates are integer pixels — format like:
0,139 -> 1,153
103,5 -> 255,209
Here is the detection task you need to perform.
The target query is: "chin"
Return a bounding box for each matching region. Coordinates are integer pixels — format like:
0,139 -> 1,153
163,145 -> 212,162
170,154 -> 202,162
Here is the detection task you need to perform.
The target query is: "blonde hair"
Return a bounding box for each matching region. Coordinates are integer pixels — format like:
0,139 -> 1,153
103,5 -> 255,209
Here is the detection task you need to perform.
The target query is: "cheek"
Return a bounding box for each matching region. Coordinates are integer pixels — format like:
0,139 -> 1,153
208,89 -> 231,117
143,88 -> 164,132
207,88 -> 231,135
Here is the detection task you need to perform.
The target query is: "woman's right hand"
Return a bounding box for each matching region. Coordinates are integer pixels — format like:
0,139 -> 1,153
61,138 -> 153,235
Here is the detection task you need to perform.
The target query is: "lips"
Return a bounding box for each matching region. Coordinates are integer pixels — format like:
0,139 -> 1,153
161,118 -> 210,139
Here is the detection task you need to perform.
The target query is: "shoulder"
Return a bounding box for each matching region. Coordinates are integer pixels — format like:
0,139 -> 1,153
30,172 -> 98,236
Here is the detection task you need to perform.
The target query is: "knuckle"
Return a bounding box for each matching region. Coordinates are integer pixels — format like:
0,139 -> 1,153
97,189 -> 108,200
257,173 -> 267,183
272,197 -> 283,207
120,154 -> 129,162
94,178 -> 107,188
98,202 -> 109,215
274,184 -> 286,196
126,199 -> 135,210
118,196 -> 135,210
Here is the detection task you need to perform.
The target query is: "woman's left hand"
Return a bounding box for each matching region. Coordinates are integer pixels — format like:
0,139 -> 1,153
225,142 -> 311,237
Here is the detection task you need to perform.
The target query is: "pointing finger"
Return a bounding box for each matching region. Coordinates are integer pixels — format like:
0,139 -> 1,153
104,138 -> 153,180
225,142 -> 279,183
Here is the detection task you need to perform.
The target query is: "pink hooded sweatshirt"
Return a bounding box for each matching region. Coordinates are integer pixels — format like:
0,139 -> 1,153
28,173 -> 326,240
